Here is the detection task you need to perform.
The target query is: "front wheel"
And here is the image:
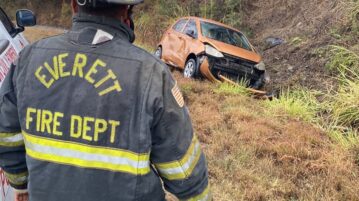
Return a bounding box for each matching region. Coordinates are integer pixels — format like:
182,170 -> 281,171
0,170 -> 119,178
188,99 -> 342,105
183,58 -> 198,78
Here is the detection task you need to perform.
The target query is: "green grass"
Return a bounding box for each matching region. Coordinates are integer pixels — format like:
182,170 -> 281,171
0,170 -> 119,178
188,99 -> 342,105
264,89 -> 322,122
326,125 -> 359,149
326,45 -> 359,74
214,82 -> 249,96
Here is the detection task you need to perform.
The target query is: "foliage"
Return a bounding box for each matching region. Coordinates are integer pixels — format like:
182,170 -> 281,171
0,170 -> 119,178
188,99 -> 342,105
214,82 -> 249,96
326,45 -> 359,75
326,125 -> 359,149
264,88 -> 322,122
136,0 -> 248,47
329,67 -> 359,128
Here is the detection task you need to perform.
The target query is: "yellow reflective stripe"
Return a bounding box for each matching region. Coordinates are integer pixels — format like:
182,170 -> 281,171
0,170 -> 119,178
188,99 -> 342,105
0,133 -> 21,138
156,136 -> 198,169
23,131 -> 148,161
0,132 -> 24,147
25,148 -> 149,175
154,136 -> 202,180
23,131 -> 150,175
4,171 -> 28,186
185,185 -> 211,201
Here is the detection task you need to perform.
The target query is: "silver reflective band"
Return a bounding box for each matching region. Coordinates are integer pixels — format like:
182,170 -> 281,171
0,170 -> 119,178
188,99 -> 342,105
25,140 -> 149,169
12,176 -> 28,184
0,133 -> 23,143
158,141 -> 201,176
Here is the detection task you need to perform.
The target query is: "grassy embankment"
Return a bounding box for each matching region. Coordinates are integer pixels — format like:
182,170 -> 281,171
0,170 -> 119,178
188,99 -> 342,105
21,0 -> 359,200
137,1 -> 359,200
24,27 -> 359,201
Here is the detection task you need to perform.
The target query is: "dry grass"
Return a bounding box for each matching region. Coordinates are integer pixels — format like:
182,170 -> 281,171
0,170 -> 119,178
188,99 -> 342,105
26,26 -> 359,201
23,26 -> 65,43
174,72 -> 359,201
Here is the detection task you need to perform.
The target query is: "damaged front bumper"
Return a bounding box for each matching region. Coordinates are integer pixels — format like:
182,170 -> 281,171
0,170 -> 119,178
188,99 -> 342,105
198,53 -> 269,89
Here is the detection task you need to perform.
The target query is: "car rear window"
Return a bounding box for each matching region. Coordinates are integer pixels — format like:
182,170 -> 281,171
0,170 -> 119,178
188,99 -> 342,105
200,21 -> 252,51
172,19 -> 188,32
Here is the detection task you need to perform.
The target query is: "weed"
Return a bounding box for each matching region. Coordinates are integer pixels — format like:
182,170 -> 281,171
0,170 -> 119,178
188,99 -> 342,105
326,125 -> 359,149
329,28 -> 342,39
290,37 -> 303,46
214,82 -> 249,96
325,45 -> 359,74
329,68 -> 359,127
180,83 -> 193,95
264,88 -> 322,122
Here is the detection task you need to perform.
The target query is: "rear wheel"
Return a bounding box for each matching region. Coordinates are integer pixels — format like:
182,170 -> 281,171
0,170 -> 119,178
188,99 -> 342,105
154,46 -> 162,59
183,58 -> 198,78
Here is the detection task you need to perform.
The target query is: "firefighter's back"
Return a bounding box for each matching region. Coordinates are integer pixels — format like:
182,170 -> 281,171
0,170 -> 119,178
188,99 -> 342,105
16,15 -> 165,201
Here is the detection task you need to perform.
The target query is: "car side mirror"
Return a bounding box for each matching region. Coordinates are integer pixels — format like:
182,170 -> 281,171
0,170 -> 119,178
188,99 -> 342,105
16,9 -> 36,28
185,29 -> 196,39
0,39 -> 10,55
13,10 -> 36,36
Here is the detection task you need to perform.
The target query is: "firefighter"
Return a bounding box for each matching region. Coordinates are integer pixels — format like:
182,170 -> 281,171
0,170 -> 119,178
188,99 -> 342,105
0,0 -> 211,200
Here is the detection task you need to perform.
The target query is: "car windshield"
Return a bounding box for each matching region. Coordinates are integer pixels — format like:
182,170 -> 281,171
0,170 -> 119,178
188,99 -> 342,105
200,21 -> 252,51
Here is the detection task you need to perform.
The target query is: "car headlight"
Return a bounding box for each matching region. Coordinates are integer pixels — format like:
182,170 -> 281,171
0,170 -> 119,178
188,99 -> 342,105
254,61 -> 266,71
205,45 -> 224,58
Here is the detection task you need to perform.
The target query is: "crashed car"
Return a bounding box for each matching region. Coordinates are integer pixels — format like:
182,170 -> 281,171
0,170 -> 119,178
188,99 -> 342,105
0,7 -> 36,201
155,17 -> 268,89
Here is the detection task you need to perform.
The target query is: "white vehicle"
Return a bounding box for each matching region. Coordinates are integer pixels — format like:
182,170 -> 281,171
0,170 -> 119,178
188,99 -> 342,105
0,8 -> 35,88
0,7 -> 36,201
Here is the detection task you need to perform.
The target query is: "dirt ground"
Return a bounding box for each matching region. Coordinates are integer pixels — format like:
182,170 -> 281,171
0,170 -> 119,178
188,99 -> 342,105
240,0 -> 358,91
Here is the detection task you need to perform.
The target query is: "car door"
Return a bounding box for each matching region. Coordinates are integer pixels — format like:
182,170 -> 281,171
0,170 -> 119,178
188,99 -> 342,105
178,19 -> 203,69
0,10 -> 19,88
162,19 -> 188,67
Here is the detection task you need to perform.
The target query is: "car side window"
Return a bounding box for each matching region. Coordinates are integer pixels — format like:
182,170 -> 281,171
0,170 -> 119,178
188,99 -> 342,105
183,20 -> 198,38
172,19 -> 188,32
0,9 -> 15,36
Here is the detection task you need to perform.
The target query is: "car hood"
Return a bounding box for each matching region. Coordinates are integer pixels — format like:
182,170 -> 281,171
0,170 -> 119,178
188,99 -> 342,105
203,38 -> 262,63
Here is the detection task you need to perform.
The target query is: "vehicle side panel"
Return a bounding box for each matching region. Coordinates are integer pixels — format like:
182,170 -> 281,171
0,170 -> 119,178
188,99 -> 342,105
177,19 -> 204,69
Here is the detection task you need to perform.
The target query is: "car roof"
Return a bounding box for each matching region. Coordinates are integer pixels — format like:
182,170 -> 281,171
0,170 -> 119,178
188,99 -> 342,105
178,16 -> 241,32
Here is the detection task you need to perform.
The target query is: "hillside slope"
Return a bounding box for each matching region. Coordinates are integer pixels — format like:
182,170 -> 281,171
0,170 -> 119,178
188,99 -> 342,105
8,0 -> 359,200
23,25 -> 359,201
134,0 -> 358,90
241,0 -> 358,90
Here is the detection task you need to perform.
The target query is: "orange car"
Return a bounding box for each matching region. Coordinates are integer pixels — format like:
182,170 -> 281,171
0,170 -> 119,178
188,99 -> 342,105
155,17 -> 268,89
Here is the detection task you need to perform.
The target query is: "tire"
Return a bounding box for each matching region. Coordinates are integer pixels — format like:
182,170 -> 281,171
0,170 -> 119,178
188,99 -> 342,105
154,46 -> 162,59
183,58 -> 198,78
